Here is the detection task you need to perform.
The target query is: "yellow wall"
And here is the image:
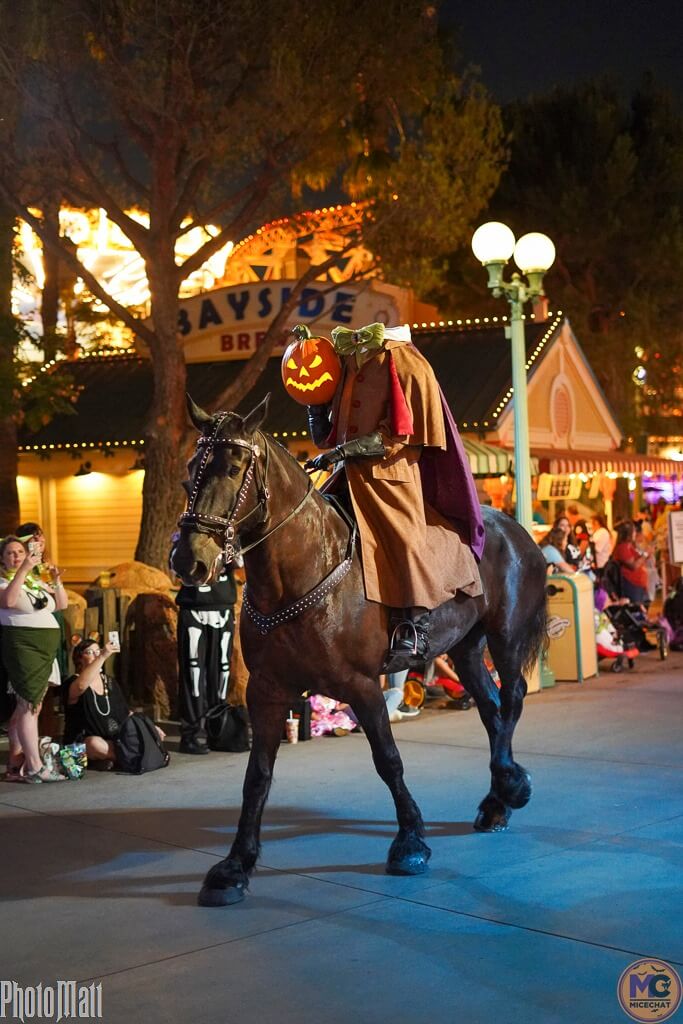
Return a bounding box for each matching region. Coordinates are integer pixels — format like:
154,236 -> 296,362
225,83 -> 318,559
55,470 -> 143,579
17,475 -> 41,526
17,450 -> 144,583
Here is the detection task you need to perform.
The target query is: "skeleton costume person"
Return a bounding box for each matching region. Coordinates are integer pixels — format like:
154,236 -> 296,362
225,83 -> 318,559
305,323 -> 485,672
175,566 -> 237,754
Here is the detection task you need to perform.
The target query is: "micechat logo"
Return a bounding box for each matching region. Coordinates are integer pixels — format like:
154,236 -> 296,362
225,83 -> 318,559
617,959 -> 682,1022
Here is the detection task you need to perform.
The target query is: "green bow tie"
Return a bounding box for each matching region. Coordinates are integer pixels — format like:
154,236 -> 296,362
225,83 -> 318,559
331,323 -> 386,368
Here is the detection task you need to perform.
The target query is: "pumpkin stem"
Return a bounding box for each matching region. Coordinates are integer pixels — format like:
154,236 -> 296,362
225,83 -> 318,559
291,323 -> 312,341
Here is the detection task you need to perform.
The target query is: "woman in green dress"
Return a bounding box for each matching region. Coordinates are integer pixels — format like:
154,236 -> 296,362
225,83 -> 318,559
0,536 -> 69,783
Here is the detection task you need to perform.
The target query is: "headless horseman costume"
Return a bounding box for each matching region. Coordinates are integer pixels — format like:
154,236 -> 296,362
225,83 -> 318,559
305,323 -> 484,672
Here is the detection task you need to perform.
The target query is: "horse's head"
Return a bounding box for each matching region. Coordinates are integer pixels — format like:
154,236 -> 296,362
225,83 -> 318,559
171,393 -> 270,585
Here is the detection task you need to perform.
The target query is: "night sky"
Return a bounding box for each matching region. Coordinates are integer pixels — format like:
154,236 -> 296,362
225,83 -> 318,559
442,0 -> 683,104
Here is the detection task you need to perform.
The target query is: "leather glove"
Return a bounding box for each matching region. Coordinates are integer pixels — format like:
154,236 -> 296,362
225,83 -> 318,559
304,431 -> 385,472
306,404 -> 332,447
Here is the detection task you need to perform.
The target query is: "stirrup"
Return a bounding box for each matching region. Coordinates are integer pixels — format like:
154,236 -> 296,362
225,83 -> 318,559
389,620 -> 419,656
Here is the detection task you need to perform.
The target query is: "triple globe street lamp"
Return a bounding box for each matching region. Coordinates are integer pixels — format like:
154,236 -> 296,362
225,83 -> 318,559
471,222 -> 556,532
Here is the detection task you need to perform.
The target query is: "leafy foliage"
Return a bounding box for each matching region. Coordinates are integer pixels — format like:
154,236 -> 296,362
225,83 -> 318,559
0,0 -> 507,564
442,77 -> 683,435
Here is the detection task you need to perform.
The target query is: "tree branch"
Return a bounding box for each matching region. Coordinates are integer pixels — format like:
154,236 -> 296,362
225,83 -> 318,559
171,155 -> 210,229
0,186 -> 156,347
175,179 -> 273,285
55,86 -> 151,255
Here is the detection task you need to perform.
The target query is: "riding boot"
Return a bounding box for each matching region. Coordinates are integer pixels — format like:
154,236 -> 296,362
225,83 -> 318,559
381,608 -> 431,674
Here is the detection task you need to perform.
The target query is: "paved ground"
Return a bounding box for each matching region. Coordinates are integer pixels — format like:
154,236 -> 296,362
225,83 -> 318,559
1,651 -> 681,1024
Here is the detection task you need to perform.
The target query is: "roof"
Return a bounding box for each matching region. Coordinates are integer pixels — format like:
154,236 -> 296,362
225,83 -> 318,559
19,316 -> 566,449
19,354 -> 310,449
412,314 -> 563,430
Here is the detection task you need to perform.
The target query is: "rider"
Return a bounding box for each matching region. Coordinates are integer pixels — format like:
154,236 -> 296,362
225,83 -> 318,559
305,322 -> 485,672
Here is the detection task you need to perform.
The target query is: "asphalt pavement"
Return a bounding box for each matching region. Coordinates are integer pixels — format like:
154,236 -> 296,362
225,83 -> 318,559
1,650 -> 681,1024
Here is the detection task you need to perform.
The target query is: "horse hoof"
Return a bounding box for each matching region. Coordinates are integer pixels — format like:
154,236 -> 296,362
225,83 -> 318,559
198,882 -> 246,907
386,831 -> 431,875
473,796 -> 510,832
386,851 -> 430,876
473,813 -> 509,833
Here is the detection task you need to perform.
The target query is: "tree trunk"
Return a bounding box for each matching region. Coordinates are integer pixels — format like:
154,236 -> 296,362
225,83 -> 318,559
0,201 -> 19,533
0,416 -> 19,534
41,195 -> 60,362
134,258 -> 188,570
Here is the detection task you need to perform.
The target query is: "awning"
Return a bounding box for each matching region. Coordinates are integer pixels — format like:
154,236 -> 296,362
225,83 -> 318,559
462,439 -> 540,478
534,449 -> 682,477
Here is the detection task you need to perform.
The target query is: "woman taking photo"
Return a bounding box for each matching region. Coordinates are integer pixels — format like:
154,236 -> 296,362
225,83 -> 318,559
0,536 -> 68,783
64,637 -> 166,770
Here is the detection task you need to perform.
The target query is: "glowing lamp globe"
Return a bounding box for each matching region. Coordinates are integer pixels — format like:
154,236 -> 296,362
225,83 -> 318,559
513,232 -> 556,274
471,221 -> 516,264
281,326 -> 341,406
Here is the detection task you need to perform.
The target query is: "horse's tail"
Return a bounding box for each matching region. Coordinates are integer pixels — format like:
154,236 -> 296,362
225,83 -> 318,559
520,595 -> 549,677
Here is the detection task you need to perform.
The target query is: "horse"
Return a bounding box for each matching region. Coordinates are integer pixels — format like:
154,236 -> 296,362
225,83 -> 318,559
172,394 -> 548,908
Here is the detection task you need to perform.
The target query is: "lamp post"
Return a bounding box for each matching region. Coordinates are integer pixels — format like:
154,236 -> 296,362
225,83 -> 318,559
471,222 -> 556,532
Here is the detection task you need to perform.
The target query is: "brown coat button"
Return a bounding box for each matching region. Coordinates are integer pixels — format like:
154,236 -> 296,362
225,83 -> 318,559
356,374 -> 365,382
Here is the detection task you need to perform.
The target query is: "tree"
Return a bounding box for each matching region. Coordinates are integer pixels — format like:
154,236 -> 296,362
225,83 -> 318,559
0,0 -> 505,567
440,77 -> 683,436
0,4 -> 75,532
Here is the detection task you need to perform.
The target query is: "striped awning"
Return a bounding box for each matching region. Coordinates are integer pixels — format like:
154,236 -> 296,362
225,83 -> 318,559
535,449 -> 682,476
462,439 -> 510,477
462,439 -> 540,478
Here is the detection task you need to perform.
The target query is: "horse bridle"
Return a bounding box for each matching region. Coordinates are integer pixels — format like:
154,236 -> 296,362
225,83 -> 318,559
178,413 -> 312,565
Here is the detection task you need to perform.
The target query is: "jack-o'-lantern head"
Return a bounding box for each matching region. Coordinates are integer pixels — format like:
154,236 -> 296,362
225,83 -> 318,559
281,325 -> 342,406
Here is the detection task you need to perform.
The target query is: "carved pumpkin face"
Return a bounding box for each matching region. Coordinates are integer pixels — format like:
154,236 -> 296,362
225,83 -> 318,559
281,333 -> 341,406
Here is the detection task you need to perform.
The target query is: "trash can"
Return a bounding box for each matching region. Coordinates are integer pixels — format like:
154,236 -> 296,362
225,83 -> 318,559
546,574 -> 598,682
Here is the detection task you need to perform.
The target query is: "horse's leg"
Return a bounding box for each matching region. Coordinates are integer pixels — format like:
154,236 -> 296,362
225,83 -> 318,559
480,632 -> 533,828
347,678 -> 431,875
198,679 -> 288,907
448,626 -> 519,832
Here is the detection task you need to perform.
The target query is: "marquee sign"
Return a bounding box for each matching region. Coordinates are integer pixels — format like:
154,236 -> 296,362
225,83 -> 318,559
179,281 -> 403,361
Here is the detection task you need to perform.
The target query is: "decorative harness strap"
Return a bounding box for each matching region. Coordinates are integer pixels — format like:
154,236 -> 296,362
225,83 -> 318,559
179,414 -> 357,635
243,555 -> 353,636
243,517 -> 357,636
178,413 -> 270,565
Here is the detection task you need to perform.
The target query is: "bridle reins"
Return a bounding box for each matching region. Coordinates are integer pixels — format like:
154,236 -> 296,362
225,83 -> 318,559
178,413 -> 313,565
178,412 -> 356,635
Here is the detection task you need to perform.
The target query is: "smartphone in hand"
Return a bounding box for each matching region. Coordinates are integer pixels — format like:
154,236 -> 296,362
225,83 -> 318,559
108,630 -> 120,649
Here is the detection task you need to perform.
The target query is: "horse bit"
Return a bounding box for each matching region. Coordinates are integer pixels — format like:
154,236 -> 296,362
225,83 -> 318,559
178,413 -> 356,634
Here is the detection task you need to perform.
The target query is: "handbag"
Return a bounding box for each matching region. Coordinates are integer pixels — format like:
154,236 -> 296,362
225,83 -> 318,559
115,713 -> 170,774
205,702 -> 251,752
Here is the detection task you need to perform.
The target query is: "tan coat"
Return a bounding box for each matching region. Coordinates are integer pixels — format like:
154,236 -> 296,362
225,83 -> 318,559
327,341 -> 482,609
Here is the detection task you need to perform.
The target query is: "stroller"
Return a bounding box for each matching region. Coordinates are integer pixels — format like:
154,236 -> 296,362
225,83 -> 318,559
593,586 -> 638,673
601,560 -> 670,660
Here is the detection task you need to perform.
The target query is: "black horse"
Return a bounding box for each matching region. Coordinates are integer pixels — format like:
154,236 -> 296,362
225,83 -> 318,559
172,395 -> 548,907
